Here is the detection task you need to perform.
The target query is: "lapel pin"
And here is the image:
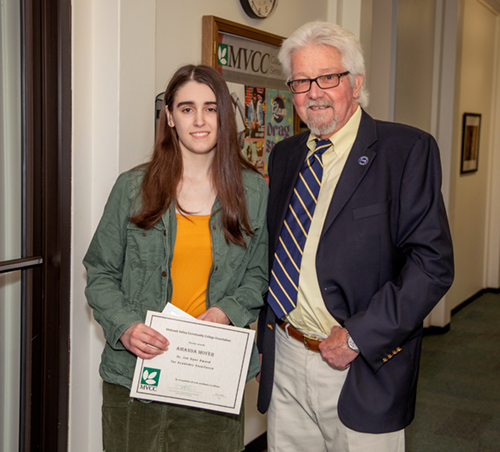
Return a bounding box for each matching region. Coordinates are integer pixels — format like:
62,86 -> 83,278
358,156 -> 369,166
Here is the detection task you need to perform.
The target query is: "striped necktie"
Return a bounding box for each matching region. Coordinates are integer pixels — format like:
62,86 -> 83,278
267,139 -> 331,318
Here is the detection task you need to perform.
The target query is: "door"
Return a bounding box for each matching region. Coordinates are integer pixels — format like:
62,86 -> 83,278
0,0 -> 71,450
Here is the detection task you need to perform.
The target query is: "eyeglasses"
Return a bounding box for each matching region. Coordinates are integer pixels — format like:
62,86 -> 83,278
286,71 -> 350,94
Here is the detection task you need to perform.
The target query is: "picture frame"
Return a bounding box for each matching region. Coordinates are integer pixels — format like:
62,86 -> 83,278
201,16 -> 298,181
460,113 -> 481,174
201,16 -> 284,71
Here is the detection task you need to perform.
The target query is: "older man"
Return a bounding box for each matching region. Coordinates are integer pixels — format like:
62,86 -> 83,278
257,21 -> 454,452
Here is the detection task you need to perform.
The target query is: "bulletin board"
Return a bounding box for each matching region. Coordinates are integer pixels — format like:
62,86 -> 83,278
202,16 -> 298,181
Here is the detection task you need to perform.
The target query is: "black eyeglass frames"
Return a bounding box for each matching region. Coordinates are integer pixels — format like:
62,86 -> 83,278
286,71 -> 350,94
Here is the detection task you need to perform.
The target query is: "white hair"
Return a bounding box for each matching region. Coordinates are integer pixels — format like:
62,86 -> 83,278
278,21 -> 369,108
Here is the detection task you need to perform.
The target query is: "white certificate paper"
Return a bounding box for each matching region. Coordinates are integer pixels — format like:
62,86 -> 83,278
130,310 -> 255,415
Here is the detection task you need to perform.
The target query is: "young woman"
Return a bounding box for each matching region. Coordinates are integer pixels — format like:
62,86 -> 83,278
84,65 -> 268,452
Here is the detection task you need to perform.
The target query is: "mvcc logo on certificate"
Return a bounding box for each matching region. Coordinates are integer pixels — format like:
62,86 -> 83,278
130,310 -> 255,415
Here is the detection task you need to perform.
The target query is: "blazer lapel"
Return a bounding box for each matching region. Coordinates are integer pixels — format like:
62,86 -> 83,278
321,111 -> 378,238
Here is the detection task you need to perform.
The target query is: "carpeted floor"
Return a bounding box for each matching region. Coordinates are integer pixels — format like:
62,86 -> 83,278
406,291 -> 500,452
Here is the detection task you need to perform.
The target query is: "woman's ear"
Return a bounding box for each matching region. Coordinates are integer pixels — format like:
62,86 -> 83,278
165,106 -> 174,128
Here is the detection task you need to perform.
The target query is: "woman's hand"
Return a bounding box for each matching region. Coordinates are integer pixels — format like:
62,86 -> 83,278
197,306 -> 231,325
120,323 -> 169,359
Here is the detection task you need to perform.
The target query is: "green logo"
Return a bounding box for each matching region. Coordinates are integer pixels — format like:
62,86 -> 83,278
218,44 -> 228,66
141,368 -> 161,387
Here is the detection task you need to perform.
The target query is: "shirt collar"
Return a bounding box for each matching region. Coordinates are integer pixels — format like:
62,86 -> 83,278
306,106 -> 362,157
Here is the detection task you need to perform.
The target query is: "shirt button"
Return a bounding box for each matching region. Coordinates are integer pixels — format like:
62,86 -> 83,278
215,266 -> 218,271
164,230 -> 166,236
212,225 -> 216,230
142,233 -> 146,237
161,271 -> 167,277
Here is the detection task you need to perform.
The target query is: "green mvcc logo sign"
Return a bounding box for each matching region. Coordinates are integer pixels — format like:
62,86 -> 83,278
141,368 -> 161,387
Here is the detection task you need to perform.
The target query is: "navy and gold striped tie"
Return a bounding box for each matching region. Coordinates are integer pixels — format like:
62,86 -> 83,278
267,139 -> 331,318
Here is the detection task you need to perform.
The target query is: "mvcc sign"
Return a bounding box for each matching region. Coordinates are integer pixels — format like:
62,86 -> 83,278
217,32 -> 284,81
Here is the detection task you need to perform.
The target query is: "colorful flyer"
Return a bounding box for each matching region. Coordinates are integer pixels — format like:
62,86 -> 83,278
245,86 -> 266,139
265,89 -> 294,156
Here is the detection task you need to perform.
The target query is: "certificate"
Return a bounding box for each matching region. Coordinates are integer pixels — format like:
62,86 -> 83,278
130,310 -> 255,415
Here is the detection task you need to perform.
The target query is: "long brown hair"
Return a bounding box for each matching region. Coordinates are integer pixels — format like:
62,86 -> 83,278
130,64 -> 258,247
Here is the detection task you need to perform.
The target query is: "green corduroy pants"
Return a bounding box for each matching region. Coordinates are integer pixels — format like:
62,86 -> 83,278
102,382 -> 244,452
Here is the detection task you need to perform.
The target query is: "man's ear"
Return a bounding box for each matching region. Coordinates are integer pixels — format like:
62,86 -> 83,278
353,74 -> 363,100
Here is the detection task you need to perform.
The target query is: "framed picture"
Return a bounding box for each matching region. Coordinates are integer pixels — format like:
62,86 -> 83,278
201,16 -> 297,181
460,113 -> 481,174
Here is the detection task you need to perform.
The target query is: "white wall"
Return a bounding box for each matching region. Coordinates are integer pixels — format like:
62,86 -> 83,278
446,0 -> 499,310
485,15 -> 500,289
364,0 -> 457,327
362,0 -> 396,122
394,0 -> 436,133
154,1 -> 328,95
71,1 -> 156,451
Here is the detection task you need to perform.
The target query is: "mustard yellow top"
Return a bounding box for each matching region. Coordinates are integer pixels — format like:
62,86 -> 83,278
170,214 -> 212,317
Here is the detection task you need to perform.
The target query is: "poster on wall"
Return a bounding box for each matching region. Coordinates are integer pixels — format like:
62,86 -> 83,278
224,84 -> 293,182
265,89 -> 293,154
226,82 -> 247,151
246,86 -> 266,139
244,86 -> 266,178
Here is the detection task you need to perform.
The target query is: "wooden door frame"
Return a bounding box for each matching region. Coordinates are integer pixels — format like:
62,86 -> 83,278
20,0 -> 71,449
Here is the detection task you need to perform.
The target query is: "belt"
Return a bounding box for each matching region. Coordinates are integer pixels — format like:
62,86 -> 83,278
278,320 -> 323,353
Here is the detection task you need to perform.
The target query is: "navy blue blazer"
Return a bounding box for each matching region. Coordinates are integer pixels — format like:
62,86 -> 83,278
257,110 -> 454,433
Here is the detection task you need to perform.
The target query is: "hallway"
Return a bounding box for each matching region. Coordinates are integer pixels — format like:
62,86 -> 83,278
406,291 -> 500,451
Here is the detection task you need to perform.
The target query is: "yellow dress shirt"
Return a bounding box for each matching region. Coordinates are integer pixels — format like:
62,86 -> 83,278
286,106 -> 362,337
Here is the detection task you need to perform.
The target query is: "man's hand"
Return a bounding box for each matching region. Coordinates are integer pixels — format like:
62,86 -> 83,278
120,323 -> 169,359
197,306 -> 231,325
318,326 -> 358,370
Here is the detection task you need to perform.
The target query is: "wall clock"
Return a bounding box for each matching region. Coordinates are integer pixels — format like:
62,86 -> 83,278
240,0 -> 278,19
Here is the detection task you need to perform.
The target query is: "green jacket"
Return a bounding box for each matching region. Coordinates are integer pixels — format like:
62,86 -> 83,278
84,168 -> 269,389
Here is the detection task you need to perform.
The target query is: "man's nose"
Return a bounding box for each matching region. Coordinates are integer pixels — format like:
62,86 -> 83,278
308,80 -> 324,98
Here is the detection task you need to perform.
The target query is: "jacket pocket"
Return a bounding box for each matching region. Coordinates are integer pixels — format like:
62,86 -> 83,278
126,222 -> 164,270
352,199 -> 390,220
122,222 -> 165,306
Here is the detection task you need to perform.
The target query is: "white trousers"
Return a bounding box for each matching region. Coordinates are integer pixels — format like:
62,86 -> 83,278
267,324 -> 405,452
